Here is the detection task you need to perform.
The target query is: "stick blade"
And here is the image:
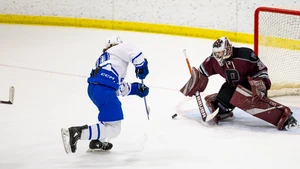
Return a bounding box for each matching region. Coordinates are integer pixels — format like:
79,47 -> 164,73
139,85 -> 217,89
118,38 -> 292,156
204,108 -> 219,122
0,86 -> 14,105
9,86 -> 15,104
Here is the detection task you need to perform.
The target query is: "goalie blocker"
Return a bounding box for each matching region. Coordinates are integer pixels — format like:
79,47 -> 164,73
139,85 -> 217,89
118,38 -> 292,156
230,85 -> 296,130
180,67 -> 208,97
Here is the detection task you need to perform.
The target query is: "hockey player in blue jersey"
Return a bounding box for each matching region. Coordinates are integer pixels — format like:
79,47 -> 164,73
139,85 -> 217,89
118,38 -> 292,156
61,36 -> 149,154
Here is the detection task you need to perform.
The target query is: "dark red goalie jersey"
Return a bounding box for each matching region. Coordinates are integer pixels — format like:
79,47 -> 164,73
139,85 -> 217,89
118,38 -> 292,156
198,47 -> 271,90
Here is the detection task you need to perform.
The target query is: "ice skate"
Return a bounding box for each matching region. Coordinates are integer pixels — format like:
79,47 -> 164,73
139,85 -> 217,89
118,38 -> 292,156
61,125 -> 88,154
282,115 -> 298,130
86,140 -> 113,153
214,102 -> 234,124
214,111 -> 234,124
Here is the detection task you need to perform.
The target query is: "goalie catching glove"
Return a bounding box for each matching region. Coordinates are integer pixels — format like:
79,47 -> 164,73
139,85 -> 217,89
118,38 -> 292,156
180,67 -> 208,97
248,76 -> 266,102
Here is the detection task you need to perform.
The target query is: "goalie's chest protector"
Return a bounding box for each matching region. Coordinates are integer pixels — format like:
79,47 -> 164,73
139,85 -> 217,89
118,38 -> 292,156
209,58 -> 252,88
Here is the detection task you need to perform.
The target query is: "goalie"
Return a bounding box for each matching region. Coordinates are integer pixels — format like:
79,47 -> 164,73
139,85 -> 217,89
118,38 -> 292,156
180,37 -> 298,130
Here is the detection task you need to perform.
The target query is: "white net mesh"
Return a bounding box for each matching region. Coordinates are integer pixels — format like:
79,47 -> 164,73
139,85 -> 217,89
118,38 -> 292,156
256,9 -> 300,97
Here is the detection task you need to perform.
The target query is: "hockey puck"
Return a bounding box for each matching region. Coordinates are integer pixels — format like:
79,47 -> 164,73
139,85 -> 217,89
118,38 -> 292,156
172,113 -> 178,119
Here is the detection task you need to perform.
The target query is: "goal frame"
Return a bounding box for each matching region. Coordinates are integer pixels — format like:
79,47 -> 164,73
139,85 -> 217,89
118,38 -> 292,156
254,6 -> 300,55
254,7 -> 300,97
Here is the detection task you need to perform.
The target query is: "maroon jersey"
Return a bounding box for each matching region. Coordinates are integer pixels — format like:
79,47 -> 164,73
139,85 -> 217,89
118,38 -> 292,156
199,47 -> 271,90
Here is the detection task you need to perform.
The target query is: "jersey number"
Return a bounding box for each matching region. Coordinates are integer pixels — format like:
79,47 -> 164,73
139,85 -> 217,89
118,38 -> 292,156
257,60 -> 266,70
96,52 -> 110,67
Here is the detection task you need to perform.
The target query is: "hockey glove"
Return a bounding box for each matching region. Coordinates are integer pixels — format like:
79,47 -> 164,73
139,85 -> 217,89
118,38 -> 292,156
135,59 -> 149,79
248,76 -> 266,102
129,82 -> 149,98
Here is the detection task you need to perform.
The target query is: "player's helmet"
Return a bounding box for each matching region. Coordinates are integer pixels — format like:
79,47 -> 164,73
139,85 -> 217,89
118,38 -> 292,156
104,35 -> 123,48
212,37 -> 233,66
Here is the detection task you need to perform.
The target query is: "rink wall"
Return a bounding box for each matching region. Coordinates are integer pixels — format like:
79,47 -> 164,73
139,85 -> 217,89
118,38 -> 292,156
0,0 -> 299,44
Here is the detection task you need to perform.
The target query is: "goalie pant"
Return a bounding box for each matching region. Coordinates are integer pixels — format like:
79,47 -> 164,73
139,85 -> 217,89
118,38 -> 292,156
230,85 -> 291,130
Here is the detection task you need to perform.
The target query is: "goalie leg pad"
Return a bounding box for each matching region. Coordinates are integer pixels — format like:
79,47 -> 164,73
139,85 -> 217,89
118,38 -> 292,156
204,93 -> 218,113
180,67 -> 208,97
230,85 -> 292,129
205,93 -> 234,124
277,107 -> 292,130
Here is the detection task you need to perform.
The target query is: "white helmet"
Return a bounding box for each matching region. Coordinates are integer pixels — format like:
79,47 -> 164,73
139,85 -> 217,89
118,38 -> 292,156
104,35 -> 123,48
212,37 -> 233,66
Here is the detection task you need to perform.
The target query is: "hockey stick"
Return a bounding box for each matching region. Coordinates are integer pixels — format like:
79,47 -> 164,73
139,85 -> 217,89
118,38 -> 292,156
183,49 -> 218,122
0,86 -> 15,105
141,79 -> 150,120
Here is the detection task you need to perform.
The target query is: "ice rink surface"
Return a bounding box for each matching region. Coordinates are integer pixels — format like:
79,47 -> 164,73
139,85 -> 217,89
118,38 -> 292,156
0,24 -> 299,169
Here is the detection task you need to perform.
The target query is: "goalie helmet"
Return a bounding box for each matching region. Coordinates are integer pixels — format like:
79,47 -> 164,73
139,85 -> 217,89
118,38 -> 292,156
212,37 -> 233,66
104,35 -> 123,48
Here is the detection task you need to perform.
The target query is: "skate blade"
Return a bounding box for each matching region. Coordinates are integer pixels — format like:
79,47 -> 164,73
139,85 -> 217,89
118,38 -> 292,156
285,124 -> 300,131
205,108 -> 219,122
86,148 -> 111,153
61,128 -> 72,154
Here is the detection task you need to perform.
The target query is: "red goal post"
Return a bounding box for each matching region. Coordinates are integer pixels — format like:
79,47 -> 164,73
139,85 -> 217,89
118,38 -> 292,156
254,7 -> 300,97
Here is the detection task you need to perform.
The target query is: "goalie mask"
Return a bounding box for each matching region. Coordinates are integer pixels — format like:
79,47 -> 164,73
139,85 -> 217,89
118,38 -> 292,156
212,37 -> 233,66
104,35 -> 123,48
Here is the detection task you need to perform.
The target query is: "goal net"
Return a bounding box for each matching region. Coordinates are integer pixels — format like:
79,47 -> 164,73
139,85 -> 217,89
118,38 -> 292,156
254,7 -> 300,97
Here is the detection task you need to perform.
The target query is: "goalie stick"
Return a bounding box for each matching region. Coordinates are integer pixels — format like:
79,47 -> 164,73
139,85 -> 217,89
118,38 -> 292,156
183,49 -> 218,122
0,86 -> 15,105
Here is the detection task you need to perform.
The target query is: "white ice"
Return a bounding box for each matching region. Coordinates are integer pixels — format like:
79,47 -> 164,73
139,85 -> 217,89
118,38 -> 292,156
0,24 -> 300,169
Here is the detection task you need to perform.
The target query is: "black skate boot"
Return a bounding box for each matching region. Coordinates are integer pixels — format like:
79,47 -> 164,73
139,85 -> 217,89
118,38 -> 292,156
282,114 -> 298,130
214,102 -> 234,124
89,140 -> 113,151
68,125 -> 88,153
214,111 -> 234,124
205,95 -> 234,124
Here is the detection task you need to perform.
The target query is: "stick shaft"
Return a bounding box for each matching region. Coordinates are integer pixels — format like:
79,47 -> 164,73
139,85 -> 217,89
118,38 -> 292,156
141,80 -> 150,120
183,49 -> 193,74
183,49 -> 208,122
